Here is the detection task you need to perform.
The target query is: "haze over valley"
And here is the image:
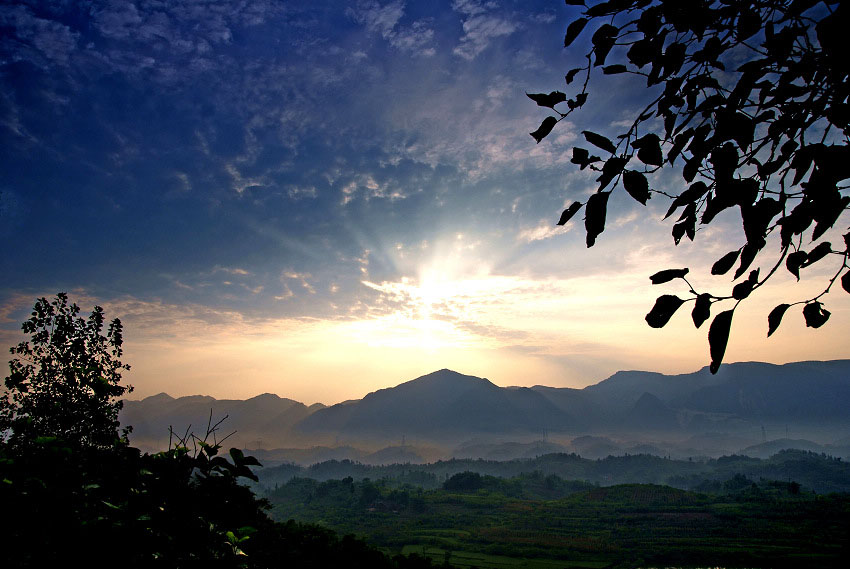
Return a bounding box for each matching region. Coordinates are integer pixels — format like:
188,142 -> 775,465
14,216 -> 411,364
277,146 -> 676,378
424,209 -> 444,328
121,359 -> 850,465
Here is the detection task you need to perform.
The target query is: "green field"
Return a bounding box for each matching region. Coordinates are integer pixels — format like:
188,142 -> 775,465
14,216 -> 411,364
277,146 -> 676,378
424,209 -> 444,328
265,473 -> 850,568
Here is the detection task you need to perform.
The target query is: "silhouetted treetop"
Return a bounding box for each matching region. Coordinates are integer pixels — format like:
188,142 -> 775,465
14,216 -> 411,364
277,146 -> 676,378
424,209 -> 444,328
1,292 -> 132,448
531,0 -> 849,372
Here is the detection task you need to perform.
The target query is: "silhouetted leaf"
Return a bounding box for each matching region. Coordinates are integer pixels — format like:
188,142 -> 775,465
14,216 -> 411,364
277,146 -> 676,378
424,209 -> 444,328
767,303 -> 791,337
564,0 -> 586,5
582,130 -> 617,154
632,133 -> 663,166
733,241 -> 761,280
596,156 -> 628,190
842,271 -> 850,294
732,280 -> 754,300
527,91 -> 567,108
786,250 -> 808,280
622,170 -> 650,205
557,202 -> 583,225
565,67 -> 583,84
812,196 -> 850,240
737,8 -> 761,40
682,157 -> 700,183
692,293 -> 711,329
649,268 -> 688,284
627,39 -> 654,67
530,117 -> 558,143
603,64 -> 627,74
568,92 -> 589,109
664,181 -> 708,219
564,18 -> 589,47
591,24 -> 618,66
584,191 -> 610,247
711,250 -> 741,275
645,294 -> 685,328
803,301 -> 830,328
800,242 -> 832,267
709,310 -> 734,374
570,147 -> 601,169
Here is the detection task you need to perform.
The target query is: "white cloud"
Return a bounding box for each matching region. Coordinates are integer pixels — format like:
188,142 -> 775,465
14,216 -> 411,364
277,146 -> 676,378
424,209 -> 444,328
517,221 -> 570,243
0,5 -> 79,66
451,1 -> 517,60
349,1 -> 436,56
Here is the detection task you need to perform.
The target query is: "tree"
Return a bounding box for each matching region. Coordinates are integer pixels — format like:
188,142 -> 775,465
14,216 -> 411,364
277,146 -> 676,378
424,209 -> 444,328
1,292 -> 132,448
529,0 -> 849,372
0,293 -> 452,568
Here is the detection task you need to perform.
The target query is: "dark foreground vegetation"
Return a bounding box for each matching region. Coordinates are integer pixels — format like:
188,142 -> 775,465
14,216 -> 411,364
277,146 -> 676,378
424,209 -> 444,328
266,470 -> 850,569
0,295 -> 440,568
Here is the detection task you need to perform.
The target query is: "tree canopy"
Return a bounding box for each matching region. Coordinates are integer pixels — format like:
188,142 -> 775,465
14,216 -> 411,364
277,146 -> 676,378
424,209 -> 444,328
1,292 -> 132,448
0,293 -> 450,568
530,0 -> 849,372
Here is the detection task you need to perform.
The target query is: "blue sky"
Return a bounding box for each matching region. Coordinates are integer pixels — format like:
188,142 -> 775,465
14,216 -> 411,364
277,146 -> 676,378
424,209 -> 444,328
2,1 -> 848,403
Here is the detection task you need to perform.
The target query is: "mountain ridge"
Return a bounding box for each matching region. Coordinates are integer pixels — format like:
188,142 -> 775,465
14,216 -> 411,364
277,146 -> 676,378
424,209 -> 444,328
120,360 -> 850,451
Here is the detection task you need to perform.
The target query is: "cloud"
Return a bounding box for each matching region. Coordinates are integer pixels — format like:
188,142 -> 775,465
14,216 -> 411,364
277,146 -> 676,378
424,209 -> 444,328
451,0 -> 517,60
517,221 -> 570,243
349,1 -> 435,56
0,5 -> 79,66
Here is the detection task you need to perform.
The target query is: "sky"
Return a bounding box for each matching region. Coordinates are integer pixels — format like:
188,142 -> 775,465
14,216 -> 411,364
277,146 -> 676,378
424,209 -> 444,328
1,0 -> 848,405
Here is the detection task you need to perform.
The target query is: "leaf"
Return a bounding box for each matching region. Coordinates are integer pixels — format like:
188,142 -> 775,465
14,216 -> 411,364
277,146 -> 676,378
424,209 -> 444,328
732,280 -> 754,300
622,170 -> 651,205
692,294 -> 711,329
645,295 -> 685,328
711,250 -> 741,275
564,1 -> 586,5
564,18 -> 589,47
803,302 -> 831,328
530,117 -> 558,143
649,268 -> 689,285
596,156 -> 628,190
230,447 -> 246,465
785,250 -> 808,280
708,310 -> 734,374
842,271 -> 850,294
582,130 -> 617,154
591,24 -> 618,66
733,241 -> 761,280
527,91 -> 567,108
557,202 -> 583,225
584,191 -> 610,247
565,68 -> 583,84
767,304 -> 791,337
603,64 -> 628,74
568,92 -> 589,109
800,242 -> 832,267
632,133 -> 663,166
570,147 -> 600,169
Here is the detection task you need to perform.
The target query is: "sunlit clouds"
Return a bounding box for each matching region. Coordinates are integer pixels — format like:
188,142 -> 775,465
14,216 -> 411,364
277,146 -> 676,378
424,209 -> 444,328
2,0 -> 848,403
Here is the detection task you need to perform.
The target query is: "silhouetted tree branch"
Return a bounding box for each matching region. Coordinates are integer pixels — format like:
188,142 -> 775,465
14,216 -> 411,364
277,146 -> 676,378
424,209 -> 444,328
531,0 -> 849,372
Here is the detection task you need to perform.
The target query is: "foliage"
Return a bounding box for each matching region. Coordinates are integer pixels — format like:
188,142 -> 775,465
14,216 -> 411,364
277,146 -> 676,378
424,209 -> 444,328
0,294 -> 448,568
1,292 -> 132,448
530,0 -> 850,372
267,471 -> 850,568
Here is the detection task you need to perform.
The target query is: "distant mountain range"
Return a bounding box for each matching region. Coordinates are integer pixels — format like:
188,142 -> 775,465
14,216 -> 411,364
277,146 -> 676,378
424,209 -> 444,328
120,360 -> 850,455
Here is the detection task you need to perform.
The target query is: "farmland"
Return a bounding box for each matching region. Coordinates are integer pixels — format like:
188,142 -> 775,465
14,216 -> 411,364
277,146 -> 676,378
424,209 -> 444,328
266,472 -> 850,568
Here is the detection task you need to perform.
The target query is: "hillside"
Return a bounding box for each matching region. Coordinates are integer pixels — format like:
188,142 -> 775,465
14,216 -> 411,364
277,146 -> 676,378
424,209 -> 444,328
120,360 -> 850,453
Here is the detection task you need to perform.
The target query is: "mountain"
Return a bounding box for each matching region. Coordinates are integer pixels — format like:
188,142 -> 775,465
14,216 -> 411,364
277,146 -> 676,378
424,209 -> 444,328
530,359 -> 850,431
294,369 -> 579,442
120,392 -> 324,451
120,360 -> 850,455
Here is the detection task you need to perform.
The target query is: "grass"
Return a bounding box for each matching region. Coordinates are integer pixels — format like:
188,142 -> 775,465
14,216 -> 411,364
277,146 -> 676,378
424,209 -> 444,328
400,545 -> 610,569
